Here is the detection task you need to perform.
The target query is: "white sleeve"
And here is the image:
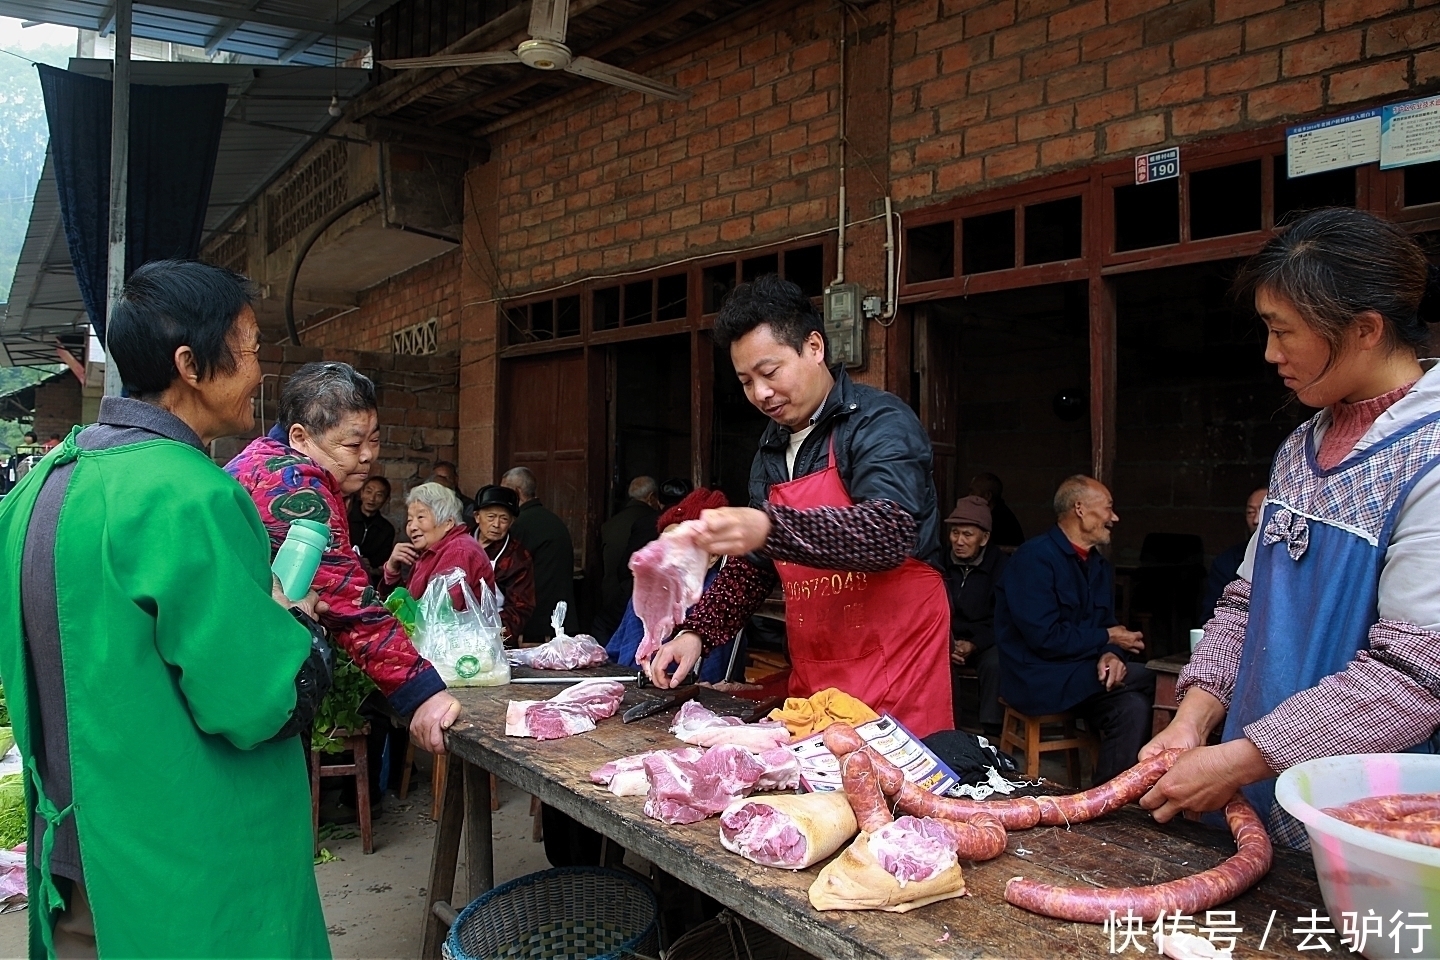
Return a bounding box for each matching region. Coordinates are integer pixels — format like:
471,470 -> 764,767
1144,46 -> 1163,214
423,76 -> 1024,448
1378,465 -> 1440,631
1234,528 -> 1260,582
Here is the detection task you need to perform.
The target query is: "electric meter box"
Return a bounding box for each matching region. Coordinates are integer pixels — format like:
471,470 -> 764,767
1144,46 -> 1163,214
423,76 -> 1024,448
823,282 -> 865,368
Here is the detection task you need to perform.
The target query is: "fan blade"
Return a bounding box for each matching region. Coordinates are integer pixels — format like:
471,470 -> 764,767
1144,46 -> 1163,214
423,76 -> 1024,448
566,57 -> 688,101
528,0 -> 569,42
379,50 -> 522,69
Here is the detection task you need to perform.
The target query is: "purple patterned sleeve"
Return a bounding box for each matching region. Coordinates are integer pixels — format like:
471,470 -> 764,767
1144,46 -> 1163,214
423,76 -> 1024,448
1244,617 -> 1440,771
1176,577 -> 1250,708
680,555 -> 779,654
759,499 -> 916,572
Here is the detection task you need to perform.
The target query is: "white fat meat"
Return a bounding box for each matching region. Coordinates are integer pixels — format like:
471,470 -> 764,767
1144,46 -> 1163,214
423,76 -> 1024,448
504,679 -> 626,740
629,522 -> 709,664
642,744 -> 768,825
670,701 -> 791,751
869,817 -> 960,888
506,634 -> 609,670
720,803 -> 808,868
1154,931 -> 1234,960
590,747 -> 705,797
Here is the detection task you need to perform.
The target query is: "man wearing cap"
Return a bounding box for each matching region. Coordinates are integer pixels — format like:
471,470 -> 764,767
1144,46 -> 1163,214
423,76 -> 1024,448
473,484 -> 536,643
943,495 -> 1009,737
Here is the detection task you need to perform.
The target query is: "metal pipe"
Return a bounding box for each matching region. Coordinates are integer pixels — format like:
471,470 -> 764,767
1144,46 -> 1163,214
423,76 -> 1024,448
833,17 -> 846,285
283,188 -> 379,346
103,0 -> 131,397
882,196 -> 896,320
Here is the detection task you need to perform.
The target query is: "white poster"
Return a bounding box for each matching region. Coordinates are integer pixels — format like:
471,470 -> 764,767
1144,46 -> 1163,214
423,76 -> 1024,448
1380,95 -> 1440,169
1286,109 -> 1380,178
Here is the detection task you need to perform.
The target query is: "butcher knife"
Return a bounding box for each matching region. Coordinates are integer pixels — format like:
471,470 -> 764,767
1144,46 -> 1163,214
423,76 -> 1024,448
621,685 -> 700,723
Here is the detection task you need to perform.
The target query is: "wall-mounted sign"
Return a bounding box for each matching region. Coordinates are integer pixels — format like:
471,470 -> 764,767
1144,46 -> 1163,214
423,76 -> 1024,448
1135,148 -> 1179,184
1380,95 -> 1440,169
1285,109 -> 1380,178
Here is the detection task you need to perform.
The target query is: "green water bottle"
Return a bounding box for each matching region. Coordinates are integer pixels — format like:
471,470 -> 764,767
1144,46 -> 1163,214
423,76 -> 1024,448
272,519 -> 331,601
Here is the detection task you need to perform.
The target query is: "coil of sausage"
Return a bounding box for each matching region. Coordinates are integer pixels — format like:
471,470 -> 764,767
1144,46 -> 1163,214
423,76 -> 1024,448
1003,795 -> 1273,923
1322,792 -> 1440,847
841,750 -> 894,834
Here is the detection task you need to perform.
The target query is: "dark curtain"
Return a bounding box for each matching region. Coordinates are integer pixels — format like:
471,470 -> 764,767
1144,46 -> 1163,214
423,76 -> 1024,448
38,65 -> 227,340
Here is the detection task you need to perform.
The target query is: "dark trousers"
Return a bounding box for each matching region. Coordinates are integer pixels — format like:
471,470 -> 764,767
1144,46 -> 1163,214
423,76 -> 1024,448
1072,662 -> 1156,786
952,645 -> 1004,730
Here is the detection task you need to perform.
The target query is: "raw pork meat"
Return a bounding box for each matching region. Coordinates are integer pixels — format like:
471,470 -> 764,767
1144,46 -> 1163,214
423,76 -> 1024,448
591,748 -> 704,797
753,746 -> 801,791
643,744 -> 768,824
670,701 -> 791,751
628,522 -> 709,663
720,803 -> 807,867
719,793 -> 857,869
505,679 -> 626,740
506,633 -> 609,670
868,817 -> 960,887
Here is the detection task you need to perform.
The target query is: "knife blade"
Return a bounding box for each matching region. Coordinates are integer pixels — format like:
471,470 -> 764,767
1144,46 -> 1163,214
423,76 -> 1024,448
621,684 -> 700,723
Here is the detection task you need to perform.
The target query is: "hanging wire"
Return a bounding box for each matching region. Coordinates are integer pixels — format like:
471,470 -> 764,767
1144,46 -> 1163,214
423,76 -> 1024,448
327,0 -> 342,116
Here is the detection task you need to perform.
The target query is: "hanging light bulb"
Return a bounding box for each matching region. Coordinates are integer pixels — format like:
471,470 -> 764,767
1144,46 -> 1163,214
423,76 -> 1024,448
328,93 -> 342,117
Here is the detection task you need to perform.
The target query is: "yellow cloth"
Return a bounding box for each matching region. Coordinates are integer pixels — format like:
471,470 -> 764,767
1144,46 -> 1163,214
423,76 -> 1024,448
768,687 -> 879,739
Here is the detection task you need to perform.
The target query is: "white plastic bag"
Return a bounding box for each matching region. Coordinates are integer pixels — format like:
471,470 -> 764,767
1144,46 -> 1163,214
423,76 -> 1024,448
506,602 -> 609,670
414,567 -> 510,686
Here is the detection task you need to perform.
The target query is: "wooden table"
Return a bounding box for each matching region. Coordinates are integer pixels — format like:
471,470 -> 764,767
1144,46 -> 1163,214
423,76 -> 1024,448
423,673 -> 1325,959
1146,651 -> 1191,737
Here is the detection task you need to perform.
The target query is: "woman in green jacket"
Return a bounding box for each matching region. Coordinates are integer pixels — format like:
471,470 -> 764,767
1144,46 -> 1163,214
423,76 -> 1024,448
0,261 -> 333,958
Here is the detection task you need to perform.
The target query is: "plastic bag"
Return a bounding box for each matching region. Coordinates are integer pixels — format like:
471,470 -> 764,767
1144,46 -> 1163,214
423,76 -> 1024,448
414,568 -> 510,686
507,602 -> 609,670
383,587 -> 418,637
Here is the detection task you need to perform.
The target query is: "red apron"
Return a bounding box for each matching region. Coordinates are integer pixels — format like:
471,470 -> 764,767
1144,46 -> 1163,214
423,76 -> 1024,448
768,440 -> 954,738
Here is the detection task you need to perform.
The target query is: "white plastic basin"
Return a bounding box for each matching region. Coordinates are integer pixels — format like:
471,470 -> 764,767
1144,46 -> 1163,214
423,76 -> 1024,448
1274,753 -> 1440,960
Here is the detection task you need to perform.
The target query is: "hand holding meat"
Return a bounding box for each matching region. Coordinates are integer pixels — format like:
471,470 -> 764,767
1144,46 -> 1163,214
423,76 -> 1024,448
645,631 -> 703,689
1140,738 -> 1274,823
690,506 -> 771,556
629,522 -> 709,664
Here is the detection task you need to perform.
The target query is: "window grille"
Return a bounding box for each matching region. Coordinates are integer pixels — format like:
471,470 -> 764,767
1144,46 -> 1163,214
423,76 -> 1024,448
392,317 -> 438,355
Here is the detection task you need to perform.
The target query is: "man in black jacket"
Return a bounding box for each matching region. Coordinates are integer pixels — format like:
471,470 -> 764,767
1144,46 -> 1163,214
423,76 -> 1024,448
942,495 -> 1008,737
594,476 -> 662,638
647,275 -> 954,737
501,465 -> 577,639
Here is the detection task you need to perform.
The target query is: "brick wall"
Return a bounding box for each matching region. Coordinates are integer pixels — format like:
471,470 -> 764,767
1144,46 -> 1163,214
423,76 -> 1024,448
210,344 -> 460,528
32,376 -> 83,441
299,248 -> 463,354
888,0 -> 1440,201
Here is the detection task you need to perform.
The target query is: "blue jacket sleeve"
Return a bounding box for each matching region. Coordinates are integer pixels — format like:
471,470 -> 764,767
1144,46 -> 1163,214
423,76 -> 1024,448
1001,548 -> 1111,661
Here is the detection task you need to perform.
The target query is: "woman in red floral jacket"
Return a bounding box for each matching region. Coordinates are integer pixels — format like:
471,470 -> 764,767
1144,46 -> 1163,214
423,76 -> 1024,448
226,362 -> 460,753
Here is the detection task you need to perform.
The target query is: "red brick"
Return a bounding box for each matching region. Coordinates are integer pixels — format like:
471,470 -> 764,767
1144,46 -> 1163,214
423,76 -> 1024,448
936,156 -> 985,192
1105,46 -> 1172,88
966,1 -> 1017,38
1419,48 -> 1440,84
1172,24 -> 1243,67
1208,51 -> 1279,94
1246,77 -> 1324,120
970,57 -> 1023,92
1214,0 -> 1283,22
719,217 -> 753,242
937,96 -> 991,131
1082,21 -> 1145,61
1045,62 -> 1107,101
1144,0 -> 1213,44
1018,0 -> 1069,19
1281,30 -> 1362,77
893,110 -> 938,141
1075,88 -> 1137,127
964,117 -> 1018,153
1137,66 -> 1206,108
896,0 -> 941,31
1171,95 -> 1242,134
1366,11 -> 1440,57
941,37 -> 993,74
1323,0 -> 1407,30
1243,2 -> 1322,49
892,171 -> 935,202
1023,39 -> 1081,78
1040,130 -> 1096,166
1327,57 -> 1410,104
894,53 -> 940,88
755,207 -> 790,233
1018,104 -> 1076,140
989,80 -> 1046,116
915,132 -> 965,165
1107,0 -> 1170,21
984,143 -> 1039,179
1105,113 -> 1167,152
921,72 -> 972,107
1049,0 -> 1107,39
993,19 -> 1049,57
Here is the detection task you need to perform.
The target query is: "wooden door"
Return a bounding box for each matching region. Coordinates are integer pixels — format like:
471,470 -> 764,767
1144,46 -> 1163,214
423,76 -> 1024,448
500,350 -> 589,569
914,303 -> 962,513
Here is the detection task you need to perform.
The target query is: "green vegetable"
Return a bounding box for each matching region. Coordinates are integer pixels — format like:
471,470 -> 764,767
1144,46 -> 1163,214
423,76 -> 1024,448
0,682 -> 10,727
383,589 -> 418,638
0,773 -> 25,849
311,652 -> 377,754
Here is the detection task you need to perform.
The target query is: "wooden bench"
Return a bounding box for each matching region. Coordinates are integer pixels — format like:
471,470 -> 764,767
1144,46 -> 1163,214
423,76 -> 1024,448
309,725 -> 373,855
998,702 -> 1097,786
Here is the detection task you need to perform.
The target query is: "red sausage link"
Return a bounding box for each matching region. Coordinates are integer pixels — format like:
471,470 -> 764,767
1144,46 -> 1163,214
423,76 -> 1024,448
935,813 -> 1008,861
1004,795 -> 1273,923
1033,749 -> 1183,826
1341,820 -> 1440,847
1325,792 -> 1440,824
822,722 -> 867,758
841,750 -> 894,834
861,749 -> 1045,829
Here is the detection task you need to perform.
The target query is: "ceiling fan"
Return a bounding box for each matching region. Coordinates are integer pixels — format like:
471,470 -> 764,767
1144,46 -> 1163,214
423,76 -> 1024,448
379,0 -> 688,102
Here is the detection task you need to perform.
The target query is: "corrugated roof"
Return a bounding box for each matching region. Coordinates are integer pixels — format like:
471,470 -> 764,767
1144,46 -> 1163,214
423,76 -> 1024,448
0,59 -> 370,365
0,0 -> 381,65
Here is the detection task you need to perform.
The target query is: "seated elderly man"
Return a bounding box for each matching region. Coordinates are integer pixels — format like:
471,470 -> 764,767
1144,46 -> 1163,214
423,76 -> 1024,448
994,475 -> 1154,784
942,495 -> 1008,737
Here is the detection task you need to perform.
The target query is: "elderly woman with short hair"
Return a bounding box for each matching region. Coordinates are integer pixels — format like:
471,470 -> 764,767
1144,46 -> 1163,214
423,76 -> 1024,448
383,482 -> 495,610
227,362 -> 460,753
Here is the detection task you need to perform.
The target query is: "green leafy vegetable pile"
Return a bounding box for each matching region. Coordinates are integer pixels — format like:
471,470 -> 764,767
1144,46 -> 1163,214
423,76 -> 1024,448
0,773 -> 25,849
311,651 -> 377,754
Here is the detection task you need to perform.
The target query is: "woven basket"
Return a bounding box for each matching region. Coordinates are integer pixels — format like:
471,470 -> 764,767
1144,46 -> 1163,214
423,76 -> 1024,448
444,867 -> 658,960
664,910 -> 812,960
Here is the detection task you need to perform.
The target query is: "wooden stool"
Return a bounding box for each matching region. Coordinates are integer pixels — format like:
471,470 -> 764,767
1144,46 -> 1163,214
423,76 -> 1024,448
998,702 -> 1098,787
310,725 -> 373,855
399,742 -> 499,818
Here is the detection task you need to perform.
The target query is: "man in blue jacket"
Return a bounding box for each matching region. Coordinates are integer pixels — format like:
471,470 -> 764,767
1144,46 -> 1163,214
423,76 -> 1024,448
994,475 -> 1154,784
